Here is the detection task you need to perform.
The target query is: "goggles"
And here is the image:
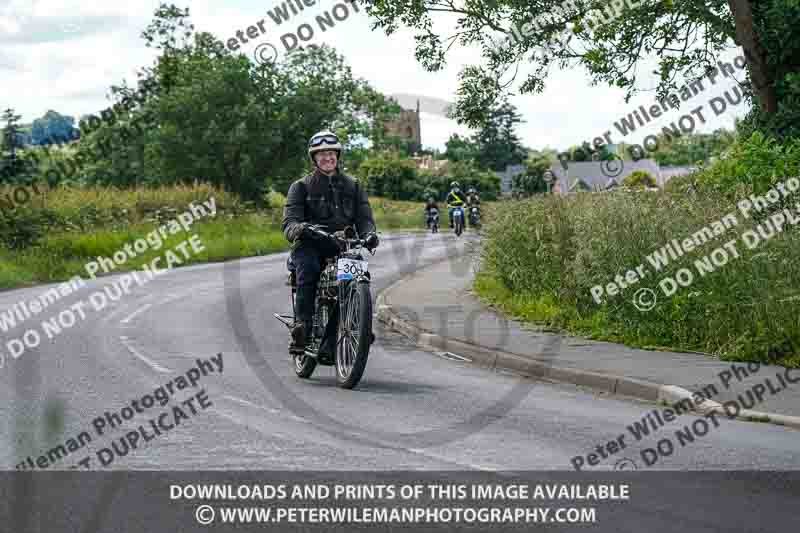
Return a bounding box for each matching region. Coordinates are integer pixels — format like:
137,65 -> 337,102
309,135 -> 339,147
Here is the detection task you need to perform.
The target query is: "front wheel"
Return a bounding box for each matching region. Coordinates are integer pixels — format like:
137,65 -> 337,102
454,215 -> 463,236
335,281 -> 372,389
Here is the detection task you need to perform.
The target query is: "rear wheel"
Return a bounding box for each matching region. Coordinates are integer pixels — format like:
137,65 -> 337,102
335,281 -> 372,389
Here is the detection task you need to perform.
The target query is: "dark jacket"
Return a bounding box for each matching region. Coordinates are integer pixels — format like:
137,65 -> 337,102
282,169 -> 376,243
446,189 -> 465,207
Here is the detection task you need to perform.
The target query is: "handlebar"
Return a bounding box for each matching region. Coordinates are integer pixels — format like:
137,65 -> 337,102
307,225 -> 370,249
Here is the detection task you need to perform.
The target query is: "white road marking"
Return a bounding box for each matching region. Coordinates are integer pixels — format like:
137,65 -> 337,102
120,336 -> 172,373
224,395 -> 281,414
157,293 -> 185,306
406,448 -> 500,473
436,351 -> 472,362
120,303 -> 152,324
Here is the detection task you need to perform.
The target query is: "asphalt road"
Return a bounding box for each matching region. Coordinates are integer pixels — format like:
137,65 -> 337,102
1,232 -> 799,532
1,232 -> 797,473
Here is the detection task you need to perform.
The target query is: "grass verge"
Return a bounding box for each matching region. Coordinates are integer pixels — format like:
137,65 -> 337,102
474,191 -> 800,368
0,184 -> 428,290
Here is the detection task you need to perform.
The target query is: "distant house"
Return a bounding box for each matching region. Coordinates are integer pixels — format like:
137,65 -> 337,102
550,159 -> 695,194
411,154 -> 448,171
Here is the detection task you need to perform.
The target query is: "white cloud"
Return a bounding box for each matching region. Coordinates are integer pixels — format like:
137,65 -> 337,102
0,0 -> 750,152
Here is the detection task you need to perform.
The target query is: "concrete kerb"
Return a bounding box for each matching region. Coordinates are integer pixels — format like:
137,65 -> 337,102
376,259 -> 800,431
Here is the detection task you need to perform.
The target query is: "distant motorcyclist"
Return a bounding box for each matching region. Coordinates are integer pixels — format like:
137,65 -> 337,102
466,187 -> 481,228
446,181 -> 465,229
466,187 -> 481,208
281,130 -> 380,354
423,196 -> 439,229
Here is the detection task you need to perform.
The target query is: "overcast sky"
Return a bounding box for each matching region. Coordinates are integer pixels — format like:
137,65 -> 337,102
1,0 -> 751,152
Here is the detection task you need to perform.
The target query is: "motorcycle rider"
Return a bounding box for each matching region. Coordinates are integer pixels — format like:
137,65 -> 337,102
446,181 -> 465,229
466,187 -> 481,208
282,130 -> 380,353
423,195 -> 439,229
466,187 -> 480,227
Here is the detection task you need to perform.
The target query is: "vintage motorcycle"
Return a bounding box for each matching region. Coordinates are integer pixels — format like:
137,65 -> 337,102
274,225 -> 376,389
452,206 -> 465,237
426,207 -> 440,233
468,205 -> 481,229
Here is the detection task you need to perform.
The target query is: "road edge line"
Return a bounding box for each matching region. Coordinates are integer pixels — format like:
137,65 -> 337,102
375,259 -> 800,431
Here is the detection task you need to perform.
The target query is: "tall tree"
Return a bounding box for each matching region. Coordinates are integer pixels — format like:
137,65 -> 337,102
514,149 -> 557,197
359,0 -> 799,137
30,111 -> 78,145
472,100 -> 527,171
73,3 -> 399,198
1,108 -> 24,181
444,133 -> 480,163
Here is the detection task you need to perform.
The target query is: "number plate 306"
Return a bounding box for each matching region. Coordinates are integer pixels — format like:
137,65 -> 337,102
336,258 -> 368,280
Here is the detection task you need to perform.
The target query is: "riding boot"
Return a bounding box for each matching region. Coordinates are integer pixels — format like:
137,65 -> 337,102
291,283 -> 316,353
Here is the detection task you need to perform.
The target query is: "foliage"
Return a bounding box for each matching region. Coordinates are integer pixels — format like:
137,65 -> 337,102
434,159 -> 501,200
357,151 -> 501,201
30,111 -> 79,145
444,134 -> 480,163
513,150 -> 557,197
689,131 -> 800,200
442,100 -> 527,174
622,169 -> 657,188
358,0 -> 799,141
44,3 -> 398,200
737,0 -> 800,140
477,190 -> 800,367
648,129 -> 738,166
357,150 -> 421,200
0,182 -> 425,288
472,99 -> 527,171
1,108 -> 27,182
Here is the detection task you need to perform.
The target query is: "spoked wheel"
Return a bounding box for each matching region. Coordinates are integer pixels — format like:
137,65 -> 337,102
335,281 -> 372,389
455,215 -> 463,236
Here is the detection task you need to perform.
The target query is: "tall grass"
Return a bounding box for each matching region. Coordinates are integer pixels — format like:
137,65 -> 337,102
476,191 -> 800,367
0,183 -> 426,290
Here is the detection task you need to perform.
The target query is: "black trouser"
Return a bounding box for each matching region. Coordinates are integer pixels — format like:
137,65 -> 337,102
291,240 -> 337,334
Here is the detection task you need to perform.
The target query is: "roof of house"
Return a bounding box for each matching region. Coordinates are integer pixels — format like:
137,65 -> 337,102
550,159 -> 662,193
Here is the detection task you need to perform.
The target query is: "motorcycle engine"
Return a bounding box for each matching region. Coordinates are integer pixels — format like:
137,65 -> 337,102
320,263 -> 339,299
